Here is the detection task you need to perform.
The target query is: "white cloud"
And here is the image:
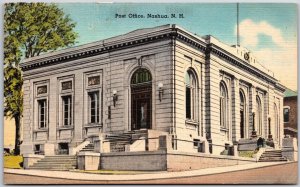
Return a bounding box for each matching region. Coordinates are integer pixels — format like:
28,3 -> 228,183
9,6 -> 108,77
237,19 -> 286,48
254,45 -> 297,90
235,19 -> 298,90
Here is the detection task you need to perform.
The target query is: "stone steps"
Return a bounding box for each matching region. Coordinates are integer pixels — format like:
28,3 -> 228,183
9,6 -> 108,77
258,150 -> 287,162
100,131 -> 149,152
29,155 -> 77,171
259,158 -> 287,161
80,143 -> 95,152
34,160 -> 76,163
29,167 -> 76,171
105,133 -> 133,152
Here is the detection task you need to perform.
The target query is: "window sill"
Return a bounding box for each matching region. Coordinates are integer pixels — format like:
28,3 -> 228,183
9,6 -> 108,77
58,126 -> 74,130
84,123 -> 103,128
185,119 -> 199,126
220,127 -> 229,132
34,128 -> 48,132
34,151 -> 45,155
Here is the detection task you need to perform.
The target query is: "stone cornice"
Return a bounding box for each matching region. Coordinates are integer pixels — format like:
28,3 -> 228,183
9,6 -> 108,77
19,24 -> 285,91
274,83 -> 286,93
20,32 -> 173,71
208,43 -> 279,85
20,25 -> 208,71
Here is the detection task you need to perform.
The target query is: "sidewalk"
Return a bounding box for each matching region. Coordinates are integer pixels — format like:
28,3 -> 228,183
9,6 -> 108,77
4,162 -> 291,181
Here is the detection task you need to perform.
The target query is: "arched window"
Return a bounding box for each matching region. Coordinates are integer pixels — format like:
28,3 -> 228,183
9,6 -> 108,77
185,69 -> 197,120
256,96 -> 262,135
220,82 -> 228,129
131,68 -> 152,85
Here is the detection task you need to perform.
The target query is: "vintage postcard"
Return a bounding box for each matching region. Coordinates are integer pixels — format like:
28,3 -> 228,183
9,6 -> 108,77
3,2 -> 298,184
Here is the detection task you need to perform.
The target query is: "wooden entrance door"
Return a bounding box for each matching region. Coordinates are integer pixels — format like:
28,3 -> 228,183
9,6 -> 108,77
131,85 -> 152,130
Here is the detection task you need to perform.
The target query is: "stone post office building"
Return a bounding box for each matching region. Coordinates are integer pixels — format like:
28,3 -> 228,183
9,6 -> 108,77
20,24 -> 286,170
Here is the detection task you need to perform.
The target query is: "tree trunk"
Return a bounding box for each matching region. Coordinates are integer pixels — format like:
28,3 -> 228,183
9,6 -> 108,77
14,116 -> 21,155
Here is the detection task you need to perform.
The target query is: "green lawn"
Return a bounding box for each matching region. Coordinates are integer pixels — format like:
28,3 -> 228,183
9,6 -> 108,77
4,155 -> 23,169
238,151 -> 257,158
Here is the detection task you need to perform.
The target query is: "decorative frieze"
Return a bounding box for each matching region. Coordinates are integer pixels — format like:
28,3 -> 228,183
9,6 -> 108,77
88,76 -> 100,86
61,81 -> 72,90
37,85 -> 47,95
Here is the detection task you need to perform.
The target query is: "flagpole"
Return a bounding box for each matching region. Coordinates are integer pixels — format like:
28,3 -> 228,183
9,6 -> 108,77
237,3 -> 240,46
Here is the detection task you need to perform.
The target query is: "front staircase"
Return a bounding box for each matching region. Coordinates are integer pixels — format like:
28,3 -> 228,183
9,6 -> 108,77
29,155 -> 77,171
80,143 -> 95,152
259,149 -> 288,162
105,130 -> 148,152
28,131 -> 149,170
105,133 -> 132,152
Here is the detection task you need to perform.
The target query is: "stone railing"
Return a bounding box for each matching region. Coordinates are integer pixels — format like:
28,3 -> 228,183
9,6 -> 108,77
69,140 -> 91,155
253,147 -> 265,162
23,154 -> 45,169
125,137 -> 146,152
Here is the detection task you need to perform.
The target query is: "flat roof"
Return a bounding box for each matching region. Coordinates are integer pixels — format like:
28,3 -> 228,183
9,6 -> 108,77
284,88 -> 297,97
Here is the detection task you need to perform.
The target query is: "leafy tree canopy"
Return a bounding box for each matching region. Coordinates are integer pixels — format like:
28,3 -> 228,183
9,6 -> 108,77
4,3 -> 78,155
4,3 -> 78,60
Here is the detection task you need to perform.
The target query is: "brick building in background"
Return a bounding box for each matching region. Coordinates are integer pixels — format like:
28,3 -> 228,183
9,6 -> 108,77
283,88 -> 297,137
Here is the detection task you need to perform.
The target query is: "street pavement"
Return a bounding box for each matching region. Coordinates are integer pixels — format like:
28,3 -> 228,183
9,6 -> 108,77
4,162 -> 298,184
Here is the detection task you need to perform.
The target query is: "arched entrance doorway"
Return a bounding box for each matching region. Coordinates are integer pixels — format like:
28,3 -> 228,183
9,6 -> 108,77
131,68 -> 152,130
239,91 -> 246,139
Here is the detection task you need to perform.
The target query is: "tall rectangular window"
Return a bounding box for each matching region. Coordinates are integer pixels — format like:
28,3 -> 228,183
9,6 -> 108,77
38,99 -> 47,128
62,95 -> 72,126
89,91 -> 99,123
284,108 -> 289,122
186,87 -> 191,119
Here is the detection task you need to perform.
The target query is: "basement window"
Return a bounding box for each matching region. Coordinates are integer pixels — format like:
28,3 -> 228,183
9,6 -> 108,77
58,143 -> 69,155
193,139 -> 200,148
34,144 -> 44,155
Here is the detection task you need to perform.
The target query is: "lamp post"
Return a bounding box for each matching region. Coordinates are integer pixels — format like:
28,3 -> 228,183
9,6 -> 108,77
158,82 -> 163,102
113,90 -> 118,107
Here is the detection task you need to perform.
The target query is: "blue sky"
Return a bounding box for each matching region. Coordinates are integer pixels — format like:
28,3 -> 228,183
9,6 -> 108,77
58,3 -> 298,90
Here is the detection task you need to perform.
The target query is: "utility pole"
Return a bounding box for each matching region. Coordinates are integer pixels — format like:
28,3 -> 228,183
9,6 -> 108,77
237,3 -> 240,46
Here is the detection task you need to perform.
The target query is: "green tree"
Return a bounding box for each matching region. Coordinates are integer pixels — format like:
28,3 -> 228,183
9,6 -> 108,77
4,3 -> 77,155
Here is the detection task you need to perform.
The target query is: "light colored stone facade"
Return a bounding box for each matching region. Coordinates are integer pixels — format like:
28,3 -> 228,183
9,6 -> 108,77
20,24 -> 285,158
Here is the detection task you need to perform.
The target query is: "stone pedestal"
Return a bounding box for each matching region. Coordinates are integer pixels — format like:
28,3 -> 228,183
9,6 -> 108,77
23,154 -> 44,169
77,152 -> 101,170
44,143 -> 55,155
282,137 -> 298,161
233,145 -> 238,156
102,141 -> 111,153
20,143 -> 34,155
238,138 -> 258,151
